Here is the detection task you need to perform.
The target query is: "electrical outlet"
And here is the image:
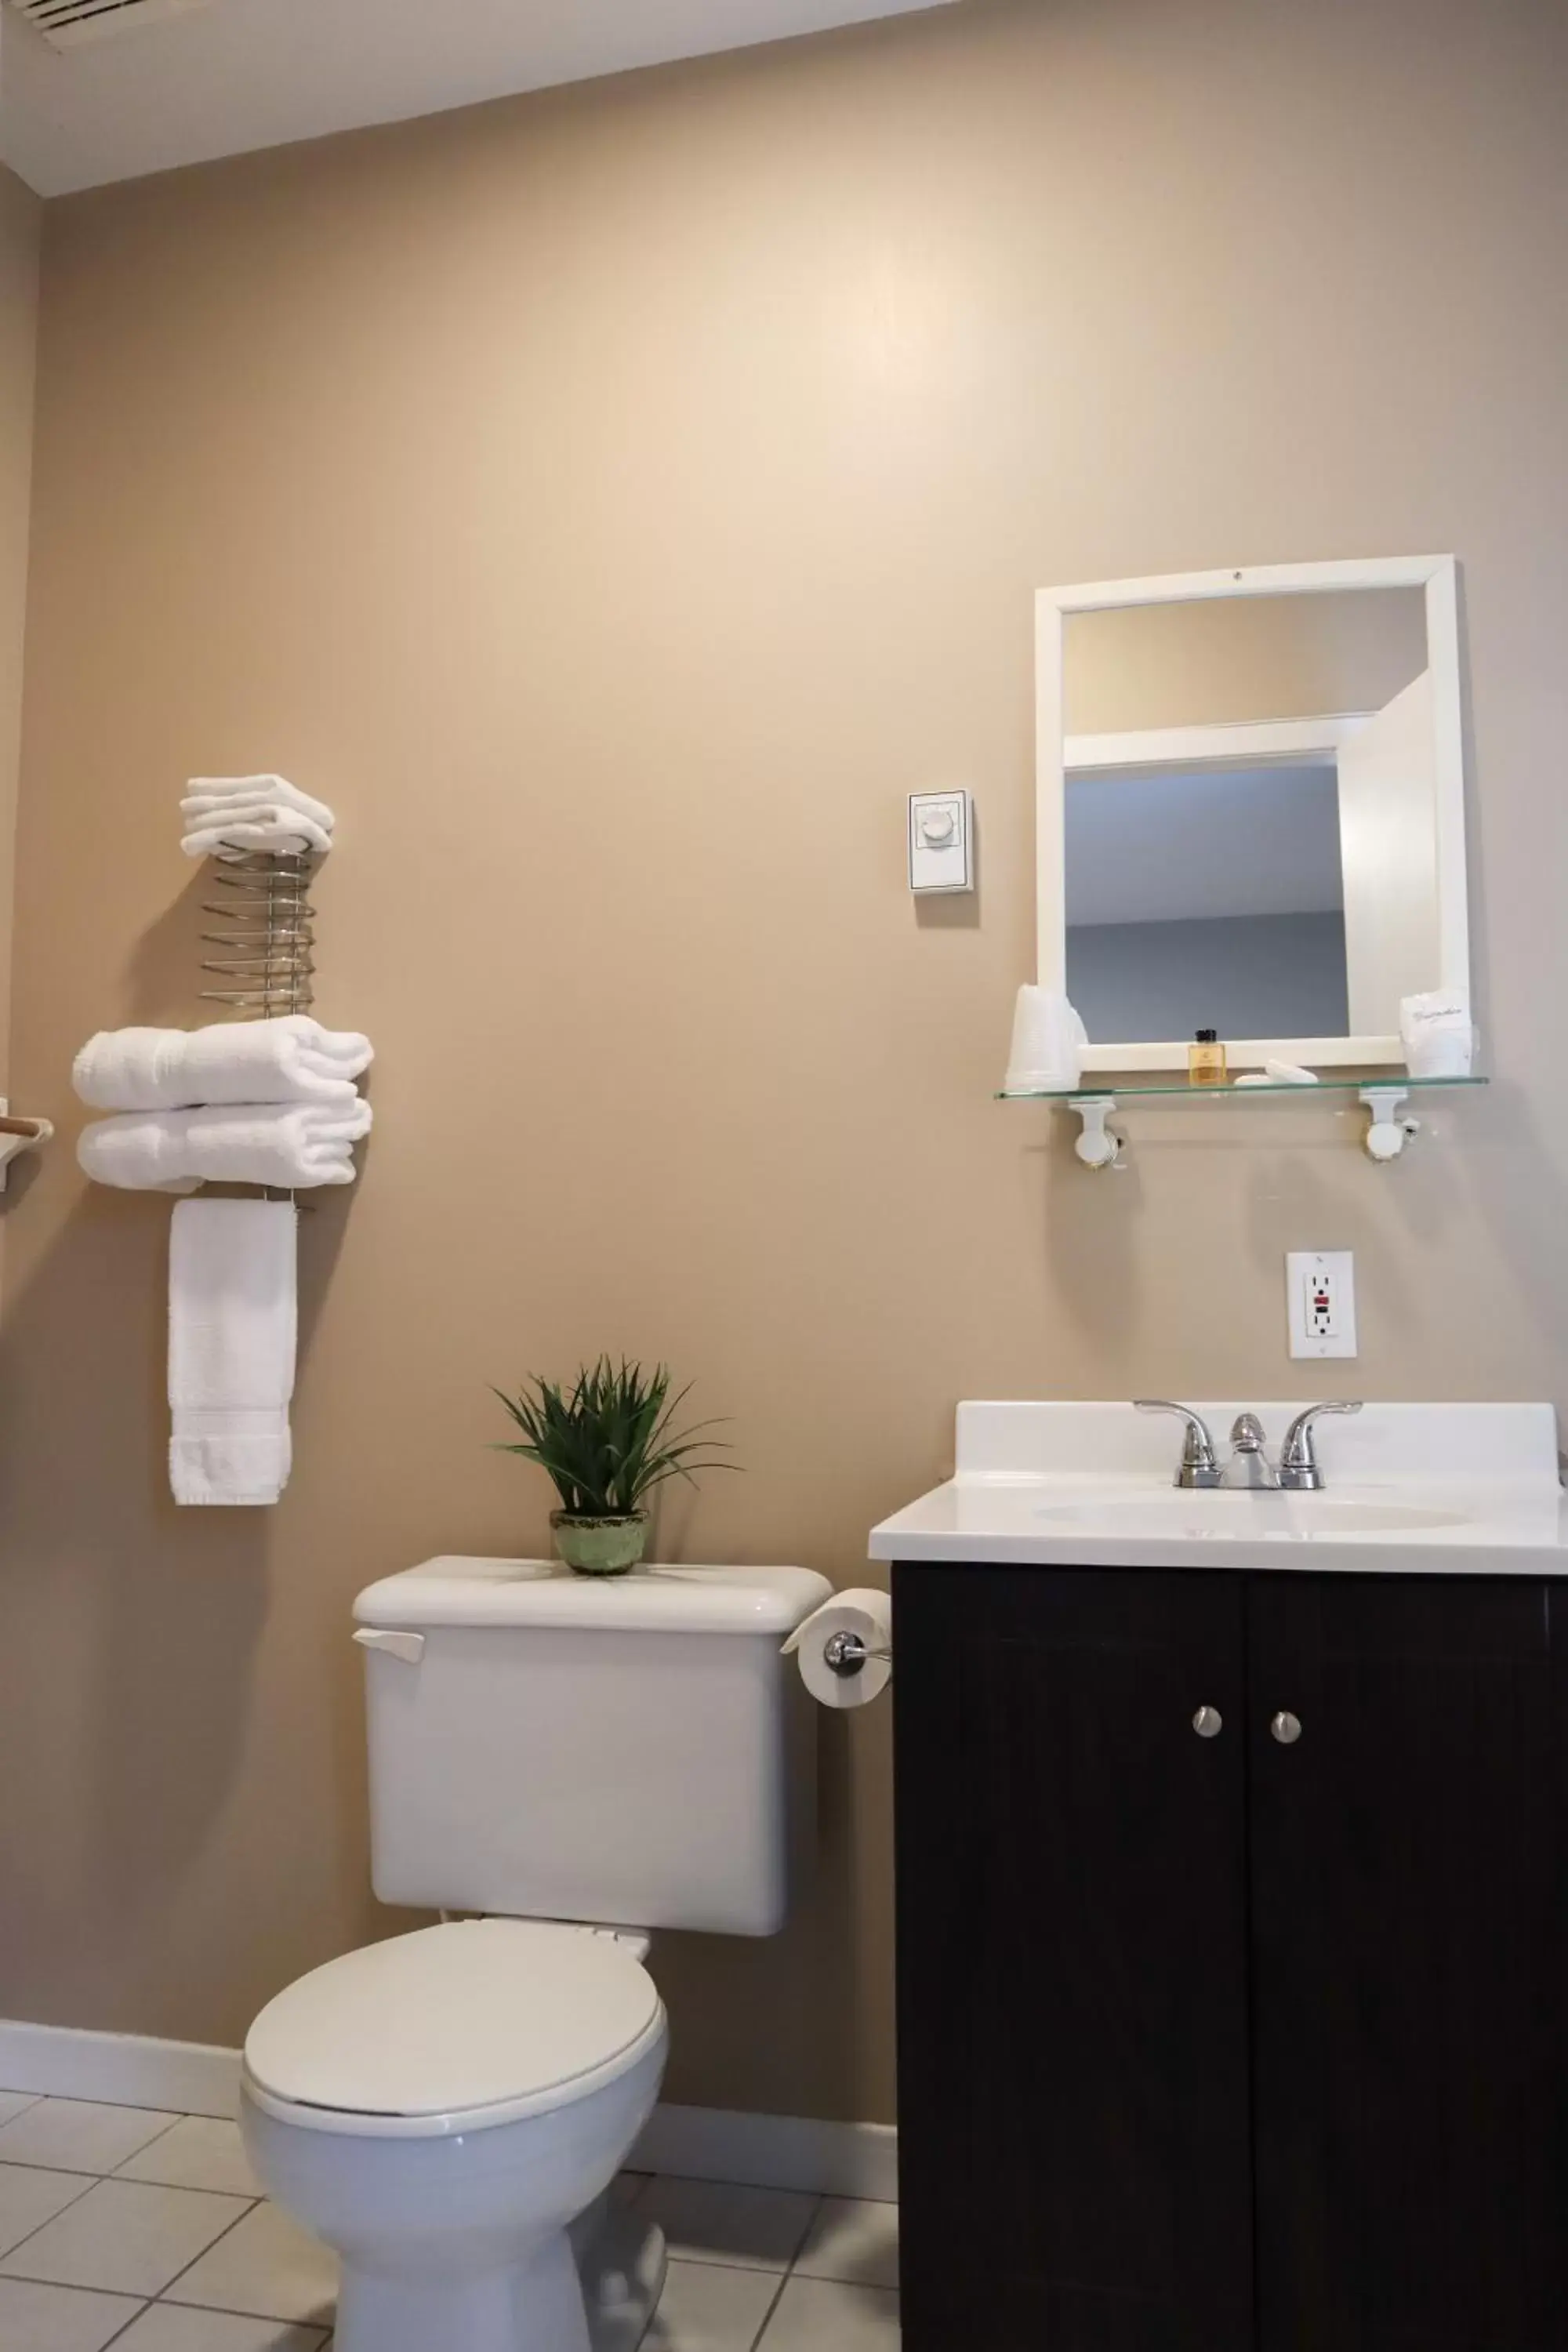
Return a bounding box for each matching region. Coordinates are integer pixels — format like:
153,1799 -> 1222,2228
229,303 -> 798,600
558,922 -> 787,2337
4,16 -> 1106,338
1287,1250 -> 1357,1359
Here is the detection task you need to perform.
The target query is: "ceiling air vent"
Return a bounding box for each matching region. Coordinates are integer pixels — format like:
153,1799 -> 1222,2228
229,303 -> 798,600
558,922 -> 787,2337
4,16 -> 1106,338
8,0 -> 214,49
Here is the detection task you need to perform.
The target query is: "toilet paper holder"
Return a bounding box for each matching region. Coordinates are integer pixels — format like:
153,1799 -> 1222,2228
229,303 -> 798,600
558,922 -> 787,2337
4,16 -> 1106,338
821,1629 -> 892,1679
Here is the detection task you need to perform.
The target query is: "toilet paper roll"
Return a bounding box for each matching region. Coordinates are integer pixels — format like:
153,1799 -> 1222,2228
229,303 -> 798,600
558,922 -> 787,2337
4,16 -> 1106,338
783,1589 -> 893,1711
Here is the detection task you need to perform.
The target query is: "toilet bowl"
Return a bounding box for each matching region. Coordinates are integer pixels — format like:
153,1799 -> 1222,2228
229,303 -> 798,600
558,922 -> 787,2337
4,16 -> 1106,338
240,1918 -> 670,2352
244,1559 -> 829,2352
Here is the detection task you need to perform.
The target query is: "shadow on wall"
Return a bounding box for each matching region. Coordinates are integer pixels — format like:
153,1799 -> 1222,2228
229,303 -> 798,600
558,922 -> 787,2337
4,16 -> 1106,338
0,1131 -> 353,2025
647,1694 -> 887,2122
126,867 -> 220,1025
624,1486 -> 888,2122
1036,1118 -> 1144,1331
1034,1083 -> 1568,1408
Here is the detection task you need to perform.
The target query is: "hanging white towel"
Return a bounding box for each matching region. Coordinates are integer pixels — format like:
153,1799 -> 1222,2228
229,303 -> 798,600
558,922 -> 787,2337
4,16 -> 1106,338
74,1017 -> 373,1112
78,1098 -> 372,1192
169,1197 -> 297,1506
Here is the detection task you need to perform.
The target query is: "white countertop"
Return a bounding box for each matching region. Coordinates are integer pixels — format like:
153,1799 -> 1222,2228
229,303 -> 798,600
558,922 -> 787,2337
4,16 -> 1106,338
868,1401 -> 1568,1575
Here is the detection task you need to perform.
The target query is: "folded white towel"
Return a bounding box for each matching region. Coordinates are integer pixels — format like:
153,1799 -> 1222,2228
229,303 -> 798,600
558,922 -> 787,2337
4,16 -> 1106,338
183,775 -> 336,829
169,1196 -> 297,1506
78,1098 -> 372,1192
74,1018 -> 373,1112
181,811 -> 333,862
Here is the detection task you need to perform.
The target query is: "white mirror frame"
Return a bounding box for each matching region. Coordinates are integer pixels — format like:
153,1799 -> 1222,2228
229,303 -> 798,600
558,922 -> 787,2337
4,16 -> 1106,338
1035,553 -> 1469,1073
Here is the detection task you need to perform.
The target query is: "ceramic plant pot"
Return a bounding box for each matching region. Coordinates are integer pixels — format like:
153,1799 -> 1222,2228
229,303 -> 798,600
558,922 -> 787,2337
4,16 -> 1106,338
550,1511 -> 650,1577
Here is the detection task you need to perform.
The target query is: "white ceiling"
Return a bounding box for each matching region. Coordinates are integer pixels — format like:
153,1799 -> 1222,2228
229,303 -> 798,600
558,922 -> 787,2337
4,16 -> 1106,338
1065,764 -> 1346,929
0,0 -> 957,197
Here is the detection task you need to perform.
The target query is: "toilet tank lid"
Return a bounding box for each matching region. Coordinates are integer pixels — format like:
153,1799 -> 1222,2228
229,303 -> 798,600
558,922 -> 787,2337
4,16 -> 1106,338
354,1558 -> 833,1635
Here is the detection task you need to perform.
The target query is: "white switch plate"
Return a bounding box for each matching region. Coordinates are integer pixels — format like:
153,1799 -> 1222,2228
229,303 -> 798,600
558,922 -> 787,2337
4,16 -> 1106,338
909,791 -> 974,894
1287,1250 -> 1357,1359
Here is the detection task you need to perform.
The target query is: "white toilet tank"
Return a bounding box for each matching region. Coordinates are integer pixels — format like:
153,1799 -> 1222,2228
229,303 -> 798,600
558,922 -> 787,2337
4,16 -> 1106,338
354,1558 -> 831,1937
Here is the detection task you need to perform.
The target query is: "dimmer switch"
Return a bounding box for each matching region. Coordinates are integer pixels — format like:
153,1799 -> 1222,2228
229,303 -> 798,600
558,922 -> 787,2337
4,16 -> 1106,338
909,792 -> 975,894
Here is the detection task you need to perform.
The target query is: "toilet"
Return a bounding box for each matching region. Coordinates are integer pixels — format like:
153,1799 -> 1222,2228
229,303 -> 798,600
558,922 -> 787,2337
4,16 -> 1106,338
240,1556 -> 829,2352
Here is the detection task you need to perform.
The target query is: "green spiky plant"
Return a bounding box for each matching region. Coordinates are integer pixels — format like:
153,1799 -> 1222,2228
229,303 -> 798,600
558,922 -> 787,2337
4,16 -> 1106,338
492,1359 -> 735,1571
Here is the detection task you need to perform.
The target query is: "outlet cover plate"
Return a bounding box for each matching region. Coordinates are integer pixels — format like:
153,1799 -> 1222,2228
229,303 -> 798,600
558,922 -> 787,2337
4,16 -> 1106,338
1287,1250 -> 1358,1359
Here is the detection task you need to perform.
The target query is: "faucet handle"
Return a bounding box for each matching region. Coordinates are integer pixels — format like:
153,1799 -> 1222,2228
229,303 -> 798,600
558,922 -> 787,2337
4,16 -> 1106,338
1279,1400 -> 1363,1490
1134,1400 -> 1222,1489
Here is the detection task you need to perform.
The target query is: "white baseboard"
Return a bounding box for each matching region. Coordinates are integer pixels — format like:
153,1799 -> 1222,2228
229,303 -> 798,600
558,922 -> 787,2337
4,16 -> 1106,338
633,2103 -> 897,2201
0,2021 -> 240,2119
0,2020 -> 898,2201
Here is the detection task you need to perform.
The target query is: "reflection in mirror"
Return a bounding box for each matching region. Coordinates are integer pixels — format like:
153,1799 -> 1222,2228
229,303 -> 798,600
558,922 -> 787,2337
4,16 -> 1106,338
1061,586 -> 1439,1050
1066,759 -> 1348,1043
1063,587 -> 1428,733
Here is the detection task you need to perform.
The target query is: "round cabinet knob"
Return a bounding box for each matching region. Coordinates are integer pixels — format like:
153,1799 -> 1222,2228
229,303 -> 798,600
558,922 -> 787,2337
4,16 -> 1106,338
1271,1710 -> 1303,1745
1192,1705 -> 1223,1739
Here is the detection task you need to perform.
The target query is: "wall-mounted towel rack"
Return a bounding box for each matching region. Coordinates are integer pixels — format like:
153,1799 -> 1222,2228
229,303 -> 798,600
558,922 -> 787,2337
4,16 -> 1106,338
197,847 -> 321,1201
198,851 -> 317,1018
0,1100 -> 53,1191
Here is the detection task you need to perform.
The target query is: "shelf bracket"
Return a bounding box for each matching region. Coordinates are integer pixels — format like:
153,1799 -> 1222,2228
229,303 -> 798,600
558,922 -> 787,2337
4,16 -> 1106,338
1071,1097 -> 1123,1171
1359,1085 -> 1419,1163
0,1098 -> 53,1192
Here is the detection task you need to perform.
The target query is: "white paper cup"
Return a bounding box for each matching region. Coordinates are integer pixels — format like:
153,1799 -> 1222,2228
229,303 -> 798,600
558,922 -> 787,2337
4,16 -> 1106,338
1004,986 -> 1087,1091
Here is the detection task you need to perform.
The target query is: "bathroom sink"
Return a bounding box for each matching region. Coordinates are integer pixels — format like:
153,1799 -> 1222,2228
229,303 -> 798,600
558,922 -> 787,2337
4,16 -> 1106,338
1030,1496 -> 1469,1539
869,1403 -> 1568,1570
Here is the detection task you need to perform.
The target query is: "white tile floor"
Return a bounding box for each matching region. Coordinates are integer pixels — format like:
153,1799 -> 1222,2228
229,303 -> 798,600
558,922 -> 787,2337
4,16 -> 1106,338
0,2093 -> 900,2350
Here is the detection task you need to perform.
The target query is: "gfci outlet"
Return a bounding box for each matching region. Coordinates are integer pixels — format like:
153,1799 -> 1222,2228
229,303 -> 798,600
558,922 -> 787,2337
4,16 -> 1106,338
1287,1250 -> 1358,1359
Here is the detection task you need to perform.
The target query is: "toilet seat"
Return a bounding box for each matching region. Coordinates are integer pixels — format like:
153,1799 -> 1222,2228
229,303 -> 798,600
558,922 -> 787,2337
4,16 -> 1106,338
243,1918 -> 666,2140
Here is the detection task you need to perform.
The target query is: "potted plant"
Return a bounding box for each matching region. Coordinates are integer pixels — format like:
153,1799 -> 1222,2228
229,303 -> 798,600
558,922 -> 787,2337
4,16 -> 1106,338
491,1357 -> 735,1576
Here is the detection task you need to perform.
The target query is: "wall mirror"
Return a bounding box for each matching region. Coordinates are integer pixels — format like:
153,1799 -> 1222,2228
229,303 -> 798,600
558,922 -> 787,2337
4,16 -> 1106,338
1034,555 -> 1469,1071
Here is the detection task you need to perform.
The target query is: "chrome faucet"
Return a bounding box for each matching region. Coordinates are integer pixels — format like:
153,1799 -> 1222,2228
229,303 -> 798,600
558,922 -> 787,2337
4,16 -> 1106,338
1136,1399 -> 1363,1492
1222,1411 -> 1279,1489
1277,1400 -> 1363,1490
1134,1401 -> 1222,1489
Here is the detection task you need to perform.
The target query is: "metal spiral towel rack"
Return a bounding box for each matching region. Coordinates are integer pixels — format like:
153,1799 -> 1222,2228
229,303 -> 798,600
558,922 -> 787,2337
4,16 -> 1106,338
195,845 -> 323,1204
198,849 -> 317,1018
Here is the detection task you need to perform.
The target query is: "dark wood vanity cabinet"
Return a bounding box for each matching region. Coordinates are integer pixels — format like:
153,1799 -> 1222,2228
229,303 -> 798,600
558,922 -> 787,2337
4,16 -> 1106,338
892,1566 -> 1568,2352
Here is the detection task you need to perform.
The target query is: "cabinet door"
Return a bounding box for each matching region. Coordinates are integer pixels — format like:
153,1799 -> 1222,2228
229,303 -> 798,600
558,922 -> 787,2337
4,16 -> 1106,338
1248,1574 -> 1568,2352
894,1566 -> 1254,2352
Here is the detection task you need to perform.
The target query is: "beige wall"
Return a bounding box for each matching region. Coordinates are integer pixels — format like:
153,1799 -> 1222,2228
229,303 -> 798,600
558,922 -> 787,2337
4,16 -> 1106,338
0,165 -> 38,1120
1,0 -> 1566,2127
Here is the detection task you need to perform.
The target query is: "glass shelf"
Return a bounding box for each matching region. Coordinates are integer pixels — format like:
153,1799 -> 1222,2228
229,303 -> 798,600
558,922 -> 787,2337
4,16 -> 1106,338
996,1075 -> 1489,1102
997,1073 -> 1487,1167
